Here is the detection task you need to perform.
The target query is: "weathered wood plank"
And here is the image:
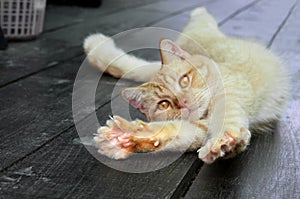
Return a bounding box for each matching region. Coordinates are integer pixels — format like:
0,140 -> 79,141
140,0 -> 206,13
0,57 -> 124,171
0,117 -> 201,198
0,1 -> 262,198
0,42 -> 82,88
185,0 -> 299,198
271,2 -> 300,53
219,0 -> 296,45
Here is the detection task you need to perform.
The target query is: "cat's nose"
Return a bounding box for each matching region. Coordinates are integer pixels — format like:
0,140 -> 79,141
179,99 -> 188,108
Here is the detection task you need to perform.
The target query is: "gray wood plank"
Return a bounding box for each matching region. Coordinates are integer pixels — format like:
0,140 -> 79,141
219,0 -> 296,45
185,0 -> 299,198
0,41 -> 82,88
0,113 -> 201,198
0,1 -> 262,198
271,1 -> 300,53
140,0 -> 206,13
0,57 -> 124,171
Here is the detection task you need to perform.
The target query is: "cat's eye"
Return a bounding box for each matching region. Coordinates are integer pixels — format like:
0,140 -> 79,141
179,75 -> 190,88
157,100 -> 171,110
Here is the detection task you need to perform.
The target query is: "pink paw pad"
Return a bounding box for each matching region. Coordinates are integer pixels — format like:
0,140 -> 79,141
94,125 -> 135,159
117,133 -> 134,148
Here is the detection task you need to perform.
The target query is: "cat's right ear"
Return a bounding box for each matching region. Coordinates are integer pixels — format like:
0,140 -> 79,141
159,39 -> 191,65
122,86 -> 147,113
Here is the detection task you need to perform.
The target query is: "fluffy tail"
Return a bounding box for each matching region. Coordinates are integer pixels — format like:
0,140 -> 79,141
83,33 -> 161,82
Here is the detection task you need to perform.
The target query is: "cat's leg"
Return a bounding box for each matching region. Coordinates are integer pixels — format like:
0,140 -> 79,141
84,33 -> 161,82
176,7 -> 225,55
94,116 -> 207,159
197,101 -> 251,163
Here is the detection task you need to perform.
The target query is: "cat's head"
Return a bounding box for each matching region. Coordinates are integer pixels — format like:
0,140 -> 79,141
122,39 -> 215,121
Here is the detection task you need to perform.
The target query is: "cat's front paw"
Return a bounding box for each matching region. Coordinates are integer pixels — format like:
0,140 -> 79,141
198,128 -> 251,164
94,116 -> 160,159
94,124 -> 134,160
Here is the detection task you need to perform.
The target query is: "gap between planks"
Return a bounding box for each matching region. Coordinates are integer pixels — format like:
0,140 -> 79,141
0,52 -> 82,89
268,1 -> 298,47
218,0 -> 262,26
0,97 -> 114,173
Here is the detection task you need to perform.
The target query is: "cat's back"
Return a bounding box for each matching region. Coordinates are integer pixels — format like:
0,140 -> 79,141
207,38 -> 279,70
207,38 -> 286,90
209,37 -> 289,123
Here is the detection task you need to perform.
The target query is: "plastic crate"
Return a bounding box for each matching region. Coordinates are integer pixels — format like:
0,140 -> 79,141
0,0 -> 46,39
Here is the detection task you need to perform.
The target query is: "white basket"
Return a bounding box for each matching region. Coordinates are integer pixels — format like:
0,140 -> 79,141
0,0 -> 46,39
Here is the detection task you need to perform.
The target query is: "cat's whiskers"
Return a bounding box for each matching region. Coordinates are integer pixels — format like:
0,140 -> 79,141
192,88 -> 210,102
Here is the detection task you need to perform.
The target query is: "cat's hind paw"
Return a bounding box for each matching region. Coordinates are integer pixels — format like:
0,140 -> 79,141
198,128 -> 251,164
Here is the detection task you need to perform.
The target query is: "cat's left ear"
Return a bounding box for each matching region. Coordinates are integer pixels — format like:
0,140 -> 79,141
160,39 -> 191,65
122,86 -> 147,113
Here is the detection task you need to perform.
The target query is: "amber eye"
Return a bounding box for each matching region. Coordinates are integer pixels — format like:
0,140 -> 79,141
157,100 -> 170,110
179,75 -> 190,88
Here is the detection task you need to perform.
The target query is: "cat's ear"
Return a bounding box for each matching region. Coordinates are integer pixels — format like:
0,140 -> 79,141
159,39 -> 191,65
122,86 -> 147,113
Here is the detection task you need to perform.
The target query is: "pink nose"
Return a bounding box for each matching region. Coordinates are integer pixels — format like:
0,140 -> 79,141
179,99 -> 188,108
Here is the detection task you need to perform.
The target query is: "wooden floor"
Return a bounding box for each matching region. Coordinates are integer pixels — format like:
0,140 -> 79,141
0,0 -> 299,198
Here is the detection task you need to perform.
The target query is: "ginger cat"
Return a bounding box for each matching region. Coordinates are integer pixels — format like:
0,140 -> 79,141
83,8 -> 289,163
